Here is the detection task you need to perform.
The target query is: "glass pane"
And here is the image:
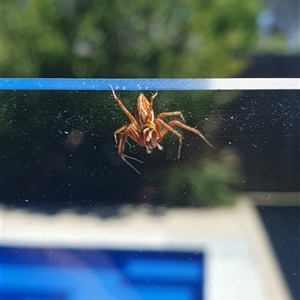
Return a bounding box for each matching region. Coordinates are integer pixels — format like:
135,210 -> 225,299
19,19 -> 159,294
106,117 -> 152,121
1,79 -> 299,300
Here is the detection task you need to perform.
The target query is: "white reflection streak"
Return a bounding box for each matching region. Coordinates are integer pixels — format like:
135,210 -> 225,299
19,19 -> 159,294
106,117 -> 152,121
0,146 -> 26,160
207,78 -> 300,90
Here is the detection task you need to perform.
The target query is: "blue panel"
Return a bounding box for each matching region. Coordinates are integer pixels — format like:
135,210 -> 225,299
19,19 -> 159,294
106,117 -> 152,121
124,258 -> 203,281
0,247 -> 204,300
132,285 -> 193,300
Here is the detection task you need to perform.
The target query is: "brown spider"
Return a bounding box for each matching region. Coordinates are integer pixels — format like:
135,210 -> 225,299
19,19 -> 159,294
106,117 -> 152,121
110,85 -> 213,173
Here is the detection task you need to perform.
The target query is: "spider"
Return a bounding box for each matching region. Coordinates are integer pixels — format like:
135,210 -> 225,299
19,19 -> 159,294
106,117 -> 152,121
110,85 -> 213,173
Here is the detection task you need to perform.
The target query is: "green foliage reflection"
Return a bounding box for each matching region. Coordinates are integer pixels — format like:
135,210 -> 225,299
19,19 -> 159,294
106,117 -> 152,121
1,0 -> 260,78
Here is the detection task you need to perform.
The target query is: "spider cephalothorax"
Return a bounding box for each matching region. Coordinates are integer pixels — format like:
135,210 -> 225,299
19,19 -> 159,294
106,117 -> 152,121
110,85 -> 213,173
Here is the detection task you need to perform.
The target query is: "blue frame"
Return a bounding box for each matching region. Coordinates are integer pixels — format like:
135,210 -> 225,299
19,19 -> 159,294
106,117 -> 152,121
0,78 -> 298,91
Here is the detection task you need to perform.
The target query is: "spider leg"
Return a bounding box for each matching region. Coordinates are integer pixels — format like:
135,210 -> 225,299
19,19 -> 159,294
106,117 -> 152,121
114,131 -> 132,148
114,124 -> 129,146
156,111 -> 186,123
115,133 -> 134,149
156,143 -> 163,151
148,90 -> 158,111
155,119 -> 183,159
110,85 -> 137,125
156,119 -> 214,159
118,136 -> 142,174
123,154 -> 143,163
165,120 -> 214,150
117,124 -> 144,174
